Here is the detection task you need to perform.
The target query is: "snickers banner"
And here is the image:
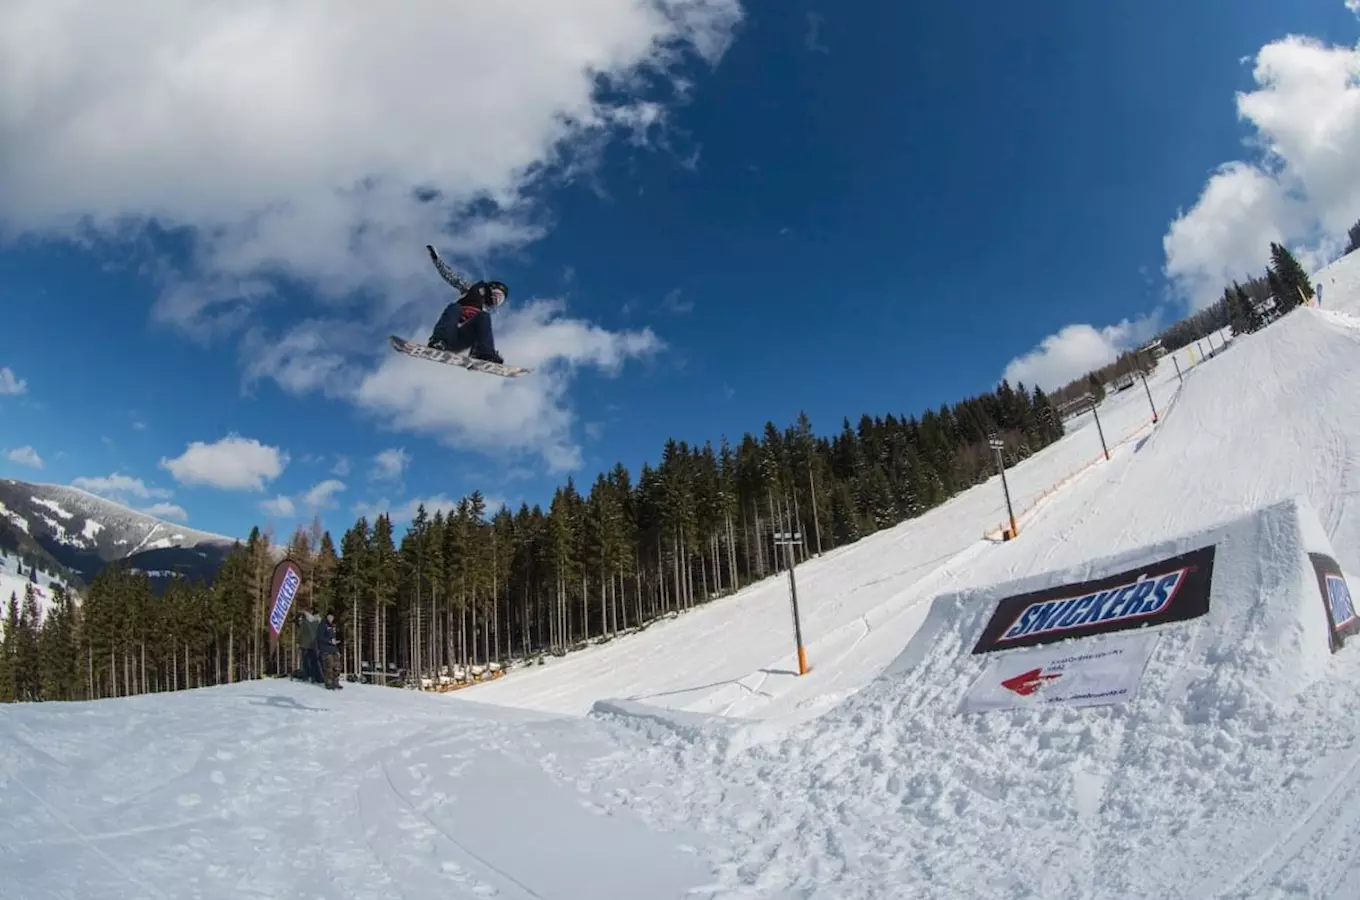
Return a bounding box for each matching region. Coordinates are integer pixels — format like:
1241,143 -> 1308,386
972,545 -> 1215,654
268,558 -> 303,639
1309,552 -> 1359,653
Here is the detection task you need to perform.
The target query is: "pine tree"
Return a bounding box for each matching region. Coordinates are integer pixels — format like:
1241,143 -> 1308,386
1346,219 -> 1360,256
0,592 -> 19,701
1270,242 -> 1313,308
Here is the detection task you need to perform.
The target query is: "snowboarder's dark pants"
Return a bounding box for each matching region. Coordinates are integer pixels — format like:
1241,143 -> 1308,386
301,648 -> 322,683
431,306 -> 496,356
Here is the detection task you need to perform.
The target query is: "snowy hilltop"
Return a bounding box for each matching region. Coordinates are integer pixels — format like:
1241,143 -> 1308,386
0,479 -> 236,588
4,250 -> 1360,898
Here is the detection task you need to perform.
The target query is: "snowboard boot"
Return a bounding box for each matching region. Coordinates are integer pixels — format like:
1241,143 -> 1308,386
471,346 -> 504,365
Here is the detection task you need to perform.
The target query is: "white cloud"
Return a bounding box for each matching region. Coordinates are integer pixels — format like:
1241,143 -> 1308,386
141,502 -> 188,522
371,448 -> 411,481
1349,0 -> 1360,18
1002,316 -> 1161,393
6,446 -> 43,468
331,455 -> 351,477
302,479 -> 346,511
0,367 -> 26,395
259,495 -> 296,518
354,300 -> 661,471
160,434 -> 288,491
72,472 -> 173,500
0,0 -> 730,476
1163,33 -> 1360,310
260,478 -> 347,520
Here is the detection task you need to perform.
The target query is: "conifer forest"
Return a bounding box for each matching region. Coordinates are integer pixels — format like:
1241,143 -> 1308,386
1,382 -> 1064,703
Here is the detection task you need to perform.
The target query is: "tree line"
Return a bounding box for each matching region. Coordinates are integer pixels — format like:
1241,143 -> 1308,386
1047,239 -> 1327,413
1,381 -> 1065,703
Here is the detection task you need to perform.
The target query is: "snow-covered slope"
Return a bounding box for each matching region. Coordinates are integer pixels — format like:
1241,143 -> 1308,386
0,547 -> 71,623
459,349 -> 1187,720
0,680 -> 718,900
0,480 -> 236,586
1312,246 -> 1360,316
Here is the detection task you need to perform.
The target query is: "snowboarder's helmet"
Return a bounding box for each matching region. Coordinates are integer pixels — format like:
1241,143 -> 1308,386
487,281 -> 508,307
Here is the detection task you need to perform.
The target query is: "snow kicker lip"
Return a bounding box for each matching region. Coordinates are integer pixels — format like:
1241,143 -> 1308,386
971,545 -> 1216,654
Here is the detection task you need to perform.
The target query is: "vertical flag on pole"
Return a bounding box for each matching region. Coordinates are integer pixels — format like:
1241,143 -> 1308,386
268,559 -> 303,643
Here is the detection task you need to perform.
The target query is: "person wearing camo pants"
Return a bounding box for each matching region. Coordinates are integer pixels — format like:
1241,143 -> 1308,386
317,612 -> 343,690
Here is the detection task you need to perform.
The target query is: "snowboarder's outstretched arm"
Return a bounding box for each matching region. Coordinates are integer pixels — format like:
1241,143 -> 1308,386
426,244 -> 471,293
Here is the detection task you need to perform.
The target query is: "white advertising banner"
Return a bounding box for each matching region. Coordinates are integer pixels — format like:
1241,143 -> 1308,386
958,631 -> 1160,714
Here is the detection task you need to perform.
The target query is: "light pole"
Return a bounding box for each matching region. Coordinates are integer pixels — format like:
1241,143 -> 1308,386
989,435 -> 1018,540
1077,393 -> 1110,461
773,525 -> 809,675
1136,351 -> 1159,424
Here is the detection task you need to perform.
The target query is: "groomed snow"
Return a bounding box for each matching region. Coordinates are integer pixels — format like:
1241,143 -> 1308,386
461,351 -> 1187,721
0,680 -> 718,900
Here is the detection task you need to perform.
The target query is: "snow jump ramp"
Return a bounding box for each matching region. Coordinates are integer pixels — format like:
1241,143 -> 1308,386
883,496 -> 1356,714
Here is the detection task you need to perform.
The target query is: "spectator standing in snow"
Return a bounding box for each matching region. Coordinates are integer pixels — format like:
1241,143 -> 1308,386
317,612 -> 342,690
295,608 -> 322,684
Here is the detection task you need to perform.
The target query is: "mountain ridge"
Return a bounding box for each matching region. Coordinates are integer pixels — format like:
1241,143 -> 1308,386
0,479 -> 240,590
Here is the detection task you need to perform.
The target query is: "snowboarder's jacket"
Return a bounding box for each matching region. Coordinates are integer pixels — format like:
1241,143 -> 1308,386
429,282 -> 501,336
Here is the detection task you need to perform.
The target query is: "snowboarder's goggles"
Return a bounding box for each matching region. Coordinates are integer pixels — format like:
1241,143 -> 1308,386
489,287 -> 506,306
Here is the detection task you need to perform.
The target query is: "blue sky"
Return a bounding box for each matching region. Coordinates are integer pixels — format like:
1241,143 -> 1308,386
2,0 -> 1358,542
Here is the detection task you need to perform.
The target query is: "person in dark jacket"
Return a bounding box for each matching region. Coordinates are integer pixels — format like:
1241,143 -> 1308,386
425,244 -> 507,364
295,609 -> 322,683
317,613 -> 343,690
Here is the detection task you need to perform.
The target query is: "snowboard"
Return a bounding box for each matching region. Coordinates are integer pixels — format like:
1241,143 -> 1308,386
388,335 -> 531,377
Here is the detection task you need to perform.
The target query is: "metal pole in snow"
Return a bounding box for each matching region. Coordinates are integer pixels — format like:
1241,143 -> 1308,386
1137,351 -> 1159,424
989,436 -> 1018,539
1173,356 -> 1183,384
1079,394 -> 1110,461
774,525 -> 809,675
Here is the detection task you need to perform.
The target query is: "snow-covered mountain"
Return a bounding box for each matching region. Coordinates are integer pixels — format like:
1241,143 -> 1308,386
0,479 -> 238,588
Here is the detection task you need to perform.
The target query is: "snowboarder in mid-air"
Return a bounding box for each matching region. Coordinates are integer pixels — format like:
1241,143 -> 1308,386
425,244 -> 507,365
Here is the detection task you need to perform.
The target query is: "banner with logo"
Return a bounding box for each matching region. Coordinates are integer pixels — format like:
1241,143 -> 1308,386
971,545 -> 1215,654
958,631 -> 1160,714
268,558 -> 303,639
1309,552 -> 1358,653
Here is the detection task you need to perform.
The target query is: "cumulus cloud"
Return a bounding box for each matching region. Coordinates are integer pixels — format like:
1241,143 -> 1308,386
6,446 -> 43,468
303,479 -> 346,510
1002,316 -> 1161,393
0,0 -> 740,473
73,472 -> 173,500
160,434 -> 288,491
260,478 -> 347,520
1163,32 -> 1360,310
371,448 -> 411,482
141,502 -> 188,522
259,495 -> 296,519
0,367 -> 26,395
355,300 -> 661,471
